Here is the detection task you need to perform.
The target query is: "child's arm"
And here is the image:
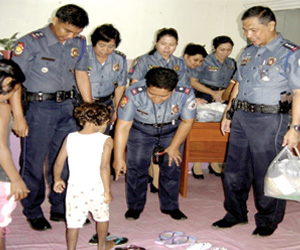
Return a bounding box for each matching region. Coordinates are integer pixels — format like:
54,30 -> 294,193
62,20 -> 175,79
0,103 -> 29,201
100,137 -> 113,204
53,138 -> 68,193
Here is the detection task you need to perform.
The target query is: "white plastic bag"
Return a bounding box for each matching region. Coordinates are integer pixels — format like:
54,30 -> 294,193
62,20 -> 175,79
196,102 -> 226,122
264,146 -> 300,201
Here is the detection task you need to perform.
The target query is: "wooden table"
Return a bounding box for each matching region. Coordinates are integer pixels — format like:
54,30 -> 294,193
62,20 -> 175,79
179,122 -> 229,197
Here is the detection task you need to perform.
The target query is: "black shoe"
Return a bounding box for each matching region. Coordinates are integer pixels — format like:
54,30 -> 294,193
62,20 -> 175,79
252,226 -> 276,237
208,165 -> 222,177
192,167 -> 204,179
50,213 -> 65,222
212,218 -> 248,228
125,209 -> 142,220
27,217 -> 52,231
50,213 -> 90,225
150,182 -> 159,193
161,209 -> 188,220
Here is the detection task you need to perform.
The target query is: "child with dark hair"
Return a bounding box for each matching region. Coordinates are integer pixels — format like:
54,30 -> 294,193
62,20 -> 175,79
0,59 -> 29,249
53,103 -> 114,250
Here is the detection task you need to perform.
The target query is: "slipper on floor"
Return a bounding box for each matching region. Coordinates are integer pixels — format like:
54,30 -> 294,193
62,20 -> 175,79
186,242 -> 212,250
115,245 -> 146,250
106,235 -> 128,245
154,231 -> 184,245
165,235 -> 197,248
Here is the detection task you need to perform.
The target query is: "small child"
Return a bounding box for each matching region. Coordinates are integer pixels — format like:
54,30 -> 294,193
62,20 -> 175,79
53,103 -> 114,250
0,59 -> 29,249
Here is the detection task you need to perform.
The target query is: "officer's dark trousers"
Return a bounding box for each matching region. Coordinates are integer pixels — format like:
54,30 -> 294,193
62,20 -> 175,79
20,100 -> 77,219
223,110 -> 289,229
126,120 -> 184,211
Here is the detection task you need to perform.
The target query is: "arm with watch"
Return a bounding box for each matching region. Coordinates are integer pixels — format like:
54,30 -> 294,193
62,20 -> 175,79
282,89 -> 300,149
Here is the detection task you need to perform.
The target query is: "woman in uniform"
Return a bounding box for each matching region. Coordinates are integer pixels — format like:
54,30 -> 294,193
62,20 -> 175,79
190,36 -> 236,176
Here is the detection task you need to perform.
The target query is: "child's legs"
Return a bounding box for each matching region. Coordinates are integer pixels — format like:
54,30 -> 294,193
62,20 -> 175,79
96,221 -> 109,250
66,228 -> 79,250
0,227 -> 5,250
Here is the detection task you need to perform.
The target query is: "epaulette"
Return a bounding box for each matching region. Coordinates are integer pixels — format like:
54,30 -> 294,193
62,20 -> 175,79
131,86 -> 147,96
30,31 -> 45,40
115,50 -> 126,58
175,86 -> 191,95
283,42 -> 299,52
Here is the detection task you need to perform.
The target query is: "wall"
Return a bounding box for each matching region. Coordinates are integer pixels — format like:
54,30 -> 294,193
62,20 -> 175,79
1,0 -> 249,60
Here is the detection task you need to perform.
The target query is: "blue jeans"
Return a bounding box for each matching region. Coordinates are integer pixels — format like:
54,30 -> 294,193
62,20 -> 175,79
20,100 -> 78,219
223,110 -> 289,229
126,120 -> 184,211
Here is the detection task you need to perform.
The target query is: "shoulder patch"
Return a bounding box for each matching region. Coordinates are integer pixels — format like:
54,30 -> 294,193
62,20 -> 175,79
283,42 -> 299,52
30,31 -> 45,40
129,57 -> 139,74
131,86 -> 147,96
13,42 -> 25,57
115,50 -> 126,58
175,86 -> 191,95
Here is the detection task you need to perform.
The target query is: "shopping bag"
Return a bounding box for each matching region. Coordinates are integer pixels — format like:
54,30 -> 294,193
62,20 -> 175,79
264,146 -> 300,201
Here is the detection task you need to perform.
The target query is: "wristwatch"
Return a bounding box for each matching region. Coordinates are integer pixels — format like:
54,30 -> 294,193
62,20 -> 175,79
291,124 -> 300,132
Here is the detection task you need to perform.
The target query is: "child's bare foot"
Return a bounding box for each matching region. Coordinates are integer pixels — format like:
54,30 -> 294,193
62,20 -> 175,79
98,240 -> 115,250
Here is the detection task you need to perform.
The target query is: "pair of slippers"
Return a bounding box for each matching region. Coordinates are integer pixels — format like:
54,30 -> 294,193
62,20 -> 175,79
155,231 -> 211,249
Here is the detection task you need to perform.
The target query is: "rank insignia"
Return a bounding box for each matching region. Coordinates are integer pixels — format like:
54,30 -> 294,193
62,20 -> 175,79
188,99 -> 197,110
171,104 -> 180,114
131,86 -> 146,96
14,42 -> 24,56
119,96 -> 128,108
148,65 -> 160,70
174,64 -> 180,71
267,57 -> 276,66
71,47 -> 79,58
113,63 -> 119,71
241,56 -> 251,66
129,57 -> 139,74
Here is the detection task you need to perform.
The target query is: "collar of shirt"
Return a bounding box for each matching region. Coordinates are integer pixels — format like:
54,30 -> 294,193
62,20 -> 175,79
89,45 -> 114,66
154,50 -> 175,63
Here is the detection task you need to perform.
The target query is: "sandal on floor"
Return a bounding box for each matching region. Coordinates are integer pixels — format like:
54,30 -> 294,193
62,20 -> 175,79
154,231 -> 184,245
115,245 -> 146,250
186,242 -> 212,250
106,235 -> 128,245
165,235 -> 197,248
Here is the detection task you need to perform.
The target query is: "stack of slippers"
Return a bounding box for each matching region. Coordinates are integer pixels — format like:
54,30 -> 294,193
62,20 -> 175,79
154,230 -> 228,250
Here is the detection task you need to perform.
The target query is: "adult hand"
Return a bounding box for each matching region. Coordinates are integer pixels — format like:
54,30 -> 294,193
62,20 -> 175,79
113,159 -> 127,180
212,90 -> 225,103
282,129 -> 300,149
12,116 -> 28,137
53,180 -> 66,193
221,117 -> 231,135
164,146 -> 182,167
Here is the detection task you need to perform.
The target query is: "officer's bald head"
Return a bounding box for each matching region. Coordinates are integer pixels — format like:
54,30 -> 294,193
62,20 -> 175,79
145,67 -> 178,91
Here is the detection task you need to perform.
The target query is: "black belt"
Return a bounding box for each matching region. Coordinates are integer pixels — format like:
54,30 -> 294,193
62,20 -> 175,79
138,120 -> 177,128
235,100 -> 280,113
26,90 -> 74,103
93,93 -> 114,103
203,84 -> 225,91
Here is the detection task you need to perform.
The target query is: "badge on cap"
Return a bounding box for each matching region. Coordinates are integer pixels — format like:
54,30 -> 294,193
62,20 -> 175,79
267,57 -> 276,66
14,42 -> 25,56
41,67 -> 48,73
71,47 -> 79,58
119,96 -> 128,108
113,63 -> 119,71
171,104 -> 180,114
174,64 -> 180,71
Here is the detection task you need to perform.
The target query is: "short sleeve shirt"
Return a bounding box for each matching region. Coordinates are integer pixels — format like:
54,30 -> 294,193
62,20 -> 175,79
12,25 -> 89,93
118,80 -> 196,124
191,53 -> 236,88
87,46 -> 127,98
234,33 -> 300,105
128,51 -> 187,84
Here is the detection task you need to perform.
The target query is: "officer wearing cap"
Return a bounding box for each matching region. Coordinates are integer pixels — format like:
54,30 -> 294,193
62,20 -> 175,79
12,4 -> 92,231
212,6 -> 300,237
114,67 -> 196,221
88,24 -> 127,125
128,27 -> 186,85
190,36 -> 236,103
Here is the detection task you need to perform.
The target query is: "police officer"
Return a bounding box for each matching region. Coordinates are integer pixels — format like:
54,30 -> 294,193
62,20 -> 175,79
12,4 -> 92,231
128,27 -> 186,85
212,6 -> 300,237
190,36 -> 236,103
114,67 -> 196,220
88,24 -> 127,125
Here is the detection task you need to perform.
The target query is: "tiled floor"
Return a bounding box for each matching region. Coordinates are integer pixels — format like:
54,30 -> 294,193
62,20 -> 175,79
6,170 -> 300,250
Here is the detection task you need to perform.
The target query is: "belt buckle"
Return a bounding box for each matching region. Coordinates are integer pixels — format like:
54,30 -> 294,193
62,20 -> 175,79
249,104 -> 256,113
37,92 -> 43,102
56,91 -> 65,102
242,101 -> 248,112
153,123 -> 159,128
